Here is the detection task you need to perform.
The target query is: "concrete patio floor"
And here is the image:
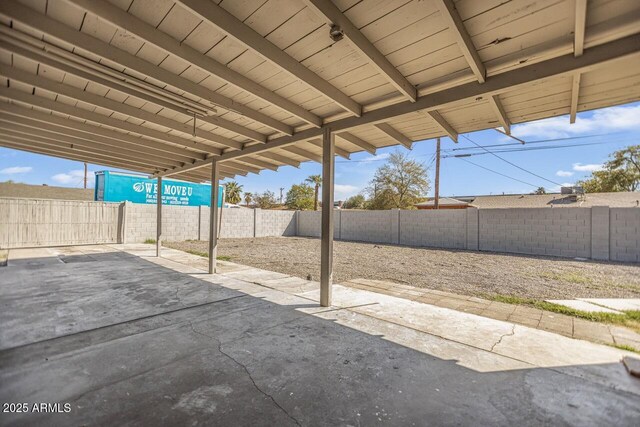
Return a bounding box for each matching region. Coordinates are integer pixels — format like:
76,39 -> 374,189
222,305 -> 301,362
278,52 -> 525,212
1,244 -> 639,426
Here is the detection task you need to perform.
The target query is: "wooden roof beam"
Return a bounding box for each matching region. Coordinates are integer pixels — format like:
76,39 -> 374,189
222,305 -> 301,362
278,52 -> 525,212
374,123 -> 412,149
0,0 -> 292,136
257,152 -> 301,168
0,87 -> 221,156
570,73 -> 581,124
487,95 -> 510,135
66,0 -> 321,129
426,111 -> 458,143
575,0 -> 588,57
0,137 -> 169,173
0,103 -> 202,160
302,0 -> 416,102
337,132 -> 376,155
281,146 -> 323,163
433,0 -> 485,83
0,65 -> 244,151
234,157 -> 279,172
176,0 -> 362,117
168,34 -> 640,172
307,139 -> 350,159
571,0 -> 587,124
0,121 -> 184,169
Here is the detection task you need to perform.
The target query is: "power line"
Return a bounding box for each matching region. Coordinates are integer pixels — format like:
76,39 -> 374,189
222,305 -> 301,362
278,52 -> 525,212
443,139 -> 627,158
461,135 -> 563,186
454,157 -> 540,189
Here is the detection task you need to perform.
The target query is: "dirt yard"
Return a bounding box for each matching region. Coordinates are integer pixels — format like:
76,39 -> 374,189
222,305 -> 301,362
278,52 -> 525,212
164,237 -> 640,300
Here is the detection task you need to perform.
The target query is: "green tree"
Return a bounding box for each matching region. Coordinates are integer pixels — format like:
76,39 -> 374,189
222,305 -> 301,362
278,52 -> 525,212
285,184 -> 315,210
224,181 -> 243,204
578,145 -> 640,192
305,174 -> 322,211
254,190 -> 277,209
533,187 -> 546,195
342,194 -> 366,209
366,151 -> 429,209
244,192 -> 253,207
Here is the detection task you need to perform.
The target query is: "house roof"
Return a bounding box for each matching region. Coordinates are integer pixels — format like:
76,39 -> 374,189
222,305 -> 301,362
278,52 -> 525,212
465,192 -> 640,209
0,0 -> 637,181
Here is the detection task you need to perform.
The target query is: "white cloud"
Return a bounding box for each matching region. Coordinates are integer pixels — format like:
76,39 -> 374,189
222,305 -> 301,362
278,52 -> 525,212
51,169 -> 95,186
334,184 -> 359,199
511,104 -> 640,139
556,170 -> 573,177
0,166 -> 32,174
359,153 -> 390,164
572,163 -> 603,172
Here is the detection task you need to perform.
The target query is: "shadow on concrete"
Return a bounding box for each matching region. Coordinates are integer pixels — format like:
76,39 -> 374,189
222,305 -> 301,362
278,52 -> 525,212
0,250 -> 638,426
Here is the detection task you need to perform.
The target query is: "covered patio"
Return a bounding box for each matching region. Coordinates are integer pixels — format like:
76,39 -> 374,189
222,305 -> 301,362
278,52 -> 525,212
1,244 -> 639,425
0,0 -> 639,306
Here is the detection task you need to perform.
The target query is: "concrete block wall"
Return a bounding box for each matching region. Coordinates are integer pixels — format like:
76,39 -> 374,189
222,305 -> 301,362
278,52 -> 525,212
610,208 -> 640,262
218,208 -> 255,238
399,209 -> 467,249
125,206 -> 297,242
6,197 -> 635,262
125,203 -> 200,243
340,210 -> 394,243
257,210 -> 297,237
478,208 -> 591,258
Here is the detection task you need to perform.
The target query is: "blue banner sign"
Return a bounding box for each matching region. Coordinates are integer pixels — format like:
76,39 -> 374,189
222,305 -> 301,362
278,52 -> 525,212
94,171 -> 223,207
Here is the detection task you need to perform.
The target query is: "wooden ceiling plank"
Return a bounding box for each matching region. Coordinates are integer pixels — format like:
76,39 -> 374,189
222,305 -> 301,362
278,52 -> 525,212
302,0 -> 416,102
0,65 -> 245,151
0,0 -> 292,135
0,102 -> 202,160
176,0 -> 362,117
66,0 -> 321,129
0,119 -> 184,168
0,86 -> 223,156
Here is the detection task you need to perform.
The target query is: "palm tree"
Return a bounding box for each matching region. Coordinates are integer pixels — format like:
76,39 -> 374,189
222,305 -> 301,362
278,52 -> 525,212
225,181 -> 243,204
305,175 -> 322,211
244,192 -> 253,207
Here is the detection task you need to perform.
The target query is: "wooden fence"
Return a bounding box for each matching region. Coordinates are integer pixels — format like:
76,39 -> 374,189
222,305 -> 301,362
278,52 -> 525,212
0,198 -> 122,248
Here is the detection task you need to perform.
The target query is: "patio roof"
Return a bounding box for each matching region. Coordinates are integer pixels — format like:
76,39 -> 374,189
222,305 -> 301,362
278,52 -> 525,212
0,0 -> 637,181
1,0 -> 639,306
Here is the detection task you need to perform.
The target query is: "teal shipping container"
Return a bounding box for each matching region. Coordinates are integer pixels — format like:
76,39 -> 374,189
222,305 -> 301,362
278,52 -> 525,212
94,171 -> 224,207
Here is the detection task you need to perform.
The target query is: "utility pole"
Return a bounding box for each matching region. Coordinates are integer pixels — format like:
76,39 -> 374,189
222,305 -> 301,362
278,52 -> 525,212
279,187 -> 284,204
434,137 -> 440,209
83,162 -> 88,189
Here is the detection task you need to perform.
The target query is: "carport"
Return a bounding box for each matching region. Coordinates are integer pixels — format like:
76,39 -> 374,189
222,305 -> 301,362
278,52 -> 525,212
0,0 -> 639,309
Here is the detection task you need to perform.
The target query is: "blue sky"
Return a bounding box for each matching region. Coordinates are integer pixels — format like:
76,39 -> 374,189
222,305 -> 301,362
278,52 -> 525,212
1,101 -> 639,200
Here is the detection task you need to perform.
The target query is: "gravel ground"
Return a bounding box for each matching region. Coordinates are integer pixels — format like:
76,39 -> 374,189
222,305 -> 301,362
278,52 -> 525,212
164,237 -> 640,300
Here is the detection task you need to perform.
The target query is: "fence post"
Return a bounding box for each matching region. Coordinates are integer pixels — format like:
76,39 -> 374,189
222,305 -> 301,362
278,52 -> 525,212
198,205 -> 202,240
253,208 -> 261,237
120,201 -> 128,244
